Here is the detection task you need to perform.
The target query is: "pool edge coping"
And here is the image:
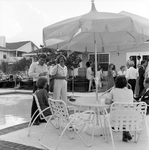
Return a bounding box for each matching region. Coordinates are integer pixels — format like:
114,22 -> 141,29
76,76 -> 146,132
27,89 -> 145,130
0,90 -> 32,95
0,90 -> 44,149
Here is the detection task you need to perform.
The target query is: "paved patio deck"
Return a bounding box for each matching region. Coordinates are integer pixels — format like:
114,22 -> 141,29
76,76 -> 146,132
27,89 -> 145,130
0,88 -> 98,150
0,88 -> 149,150
0,117 -> 149,150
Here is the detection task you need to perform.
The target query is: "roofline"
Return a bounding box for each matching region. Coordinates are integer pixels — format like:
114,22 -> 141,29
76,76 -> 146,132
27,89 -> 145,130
6,41 -> 39,50
0,49 -> 8,52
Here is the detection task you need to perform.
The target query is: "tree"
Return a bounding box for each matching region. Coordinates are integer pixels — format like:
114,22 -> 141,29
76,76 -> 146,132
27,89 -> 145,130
12,57 -> 32,72
66,52 -> 82,70
0,61 -> 9,74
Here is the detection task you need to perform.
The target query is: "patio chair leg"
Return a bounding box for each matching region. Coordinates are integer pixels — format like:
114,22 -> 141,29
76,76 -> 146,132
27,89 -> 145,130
28,109 -> 39,128
40,117 -> 63,149
103,117 -> 108,143
98,110 -> 105,137
28,109 -> 51,137
28,113 -> 41,137
145,119 -> 149,140
78,105 -> 82,113
27,109 -> 41,137
40,119 -> 49,142
107,121 -> 115,150
74,119 -> 95,147
134,131 -> 137,142
66,112 -> 96,147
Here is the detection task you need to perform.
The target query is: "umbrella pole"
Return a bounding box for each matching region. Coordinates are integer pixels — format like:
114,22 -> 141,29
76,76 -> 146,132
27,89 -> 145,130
94,33 -> 98,102
68,44 -> 75,98
72,68 -> 74,96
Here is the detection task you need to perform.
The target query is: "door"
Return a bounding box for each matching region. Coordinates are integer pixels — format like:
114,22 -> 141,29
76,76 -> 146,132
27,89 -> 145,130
127,52 -> 149,68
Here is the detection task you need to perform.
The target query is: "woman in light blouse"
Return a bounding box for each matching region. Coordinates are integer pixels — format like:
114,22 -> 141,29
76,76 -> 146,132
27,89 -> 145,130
51,55 -> 68,103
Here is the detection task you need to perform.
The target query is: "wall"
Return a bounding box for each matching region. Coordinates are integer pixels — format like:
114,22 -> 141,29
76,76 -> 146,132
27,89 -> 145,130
0,51 -> 8,64
0,36 -> 6,47
82,54 -> 88,67
0,51 -> 7,59
17,42 -> 33,53
110,43 -> 149,71
79,43 -> 149,75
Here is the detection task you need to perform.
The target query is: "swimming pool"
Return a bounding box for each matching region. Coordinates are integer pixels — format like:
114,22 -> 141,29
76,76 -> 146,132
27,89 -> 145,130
0,94 -> 32,129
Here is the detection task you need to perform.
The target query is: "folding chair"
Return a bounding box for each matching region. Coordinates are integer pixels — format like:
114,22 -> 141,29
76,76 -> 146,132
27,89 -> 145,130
27,93 -> 52,137
40,98 -> 96,150
103,102 -> 149,150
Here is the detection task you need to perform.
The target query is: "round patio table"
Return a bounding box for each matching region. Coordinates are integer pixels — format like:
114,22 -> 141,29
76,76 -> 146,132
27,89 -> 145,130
68,96 -> 110,137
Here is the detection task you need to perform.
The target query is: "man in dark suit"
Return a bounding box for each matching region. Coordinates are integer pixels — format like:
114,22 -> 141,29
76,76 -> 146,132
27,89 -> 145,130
138,60 -> 147,96
140,77 -> 149,115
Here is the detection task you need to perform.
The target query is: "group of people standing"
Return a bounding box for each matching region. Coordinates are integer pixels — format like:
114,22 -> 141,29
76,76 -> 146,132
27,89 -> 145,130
28,53 -> 68,125
107,56 -> 149,99
126,57 -> 149,99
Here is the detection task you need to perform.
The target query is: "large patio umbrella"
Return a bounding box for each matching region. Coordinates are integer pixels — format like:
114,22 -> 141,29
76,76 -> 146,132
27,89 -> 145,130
43,0 -> 149,101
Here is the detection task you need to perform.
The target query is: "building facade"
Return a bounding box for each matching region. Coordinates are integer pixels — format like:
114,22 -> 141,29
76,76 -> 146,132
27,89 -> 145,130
0,36 -> 39,64
81,42 -> 149,76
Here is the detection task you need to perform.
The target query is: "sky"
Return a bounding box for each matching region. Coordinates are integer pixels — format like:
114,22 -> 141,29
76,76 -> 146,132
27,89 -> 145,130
0,0 -> 149,47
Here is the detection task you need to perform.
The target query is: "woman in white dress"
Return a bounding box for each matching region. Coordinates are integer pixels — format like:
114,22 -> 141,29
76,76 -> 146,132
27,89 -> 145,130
51,55 -> 68,103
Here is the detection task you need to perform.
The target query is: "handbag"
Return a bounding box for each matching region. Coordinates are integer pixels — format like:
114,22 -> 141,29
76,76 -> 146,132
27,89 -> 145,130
49,65 -> 58,92
49,78 -> 54,92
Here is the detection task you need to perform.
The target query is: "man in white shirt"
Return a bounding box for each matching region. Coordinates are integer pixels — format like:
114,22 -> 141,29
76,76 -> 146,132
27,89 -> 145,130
28,54 -> 49,125
29,55 -> 48,83
136,55 -> 141,68
126,61 -> 138,94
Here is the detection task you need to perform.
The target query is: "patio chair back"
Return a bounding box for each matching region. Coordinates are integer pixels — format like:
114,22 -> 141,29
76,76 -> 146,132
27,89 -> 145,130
28,93 -> 51,137
33,93 -> 42,114
33,93 -> 51,121
49,98 -> 70,124
110,102 -> 147,132
40,98 -> 96,149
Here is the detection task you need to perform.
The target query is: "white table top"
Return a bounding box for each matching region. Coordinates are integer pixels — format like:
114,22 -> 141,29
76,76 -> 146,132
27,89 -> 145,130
68,96 -> 110,108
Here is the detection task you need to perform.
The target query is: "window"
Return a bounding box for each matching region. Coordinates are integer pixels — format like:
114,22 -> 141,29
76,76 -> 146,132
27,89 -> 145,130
127,52 -> 149,69
142,55 -> 149,60
89,53 -> 109,71
3,54 -> 6,59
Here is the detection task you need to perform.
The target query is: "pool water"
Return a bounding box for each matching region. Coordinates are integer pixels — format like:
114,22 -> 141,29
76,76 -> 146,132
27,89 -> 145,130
0,94 -> 32,129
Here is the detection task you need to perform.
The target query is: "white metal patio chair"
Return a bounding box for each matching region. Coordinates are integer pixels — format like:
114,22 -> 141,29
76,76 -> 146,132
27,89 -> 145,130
28,93 -> 53,137
103,102 -> 149,150
40,98 -> 96,150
